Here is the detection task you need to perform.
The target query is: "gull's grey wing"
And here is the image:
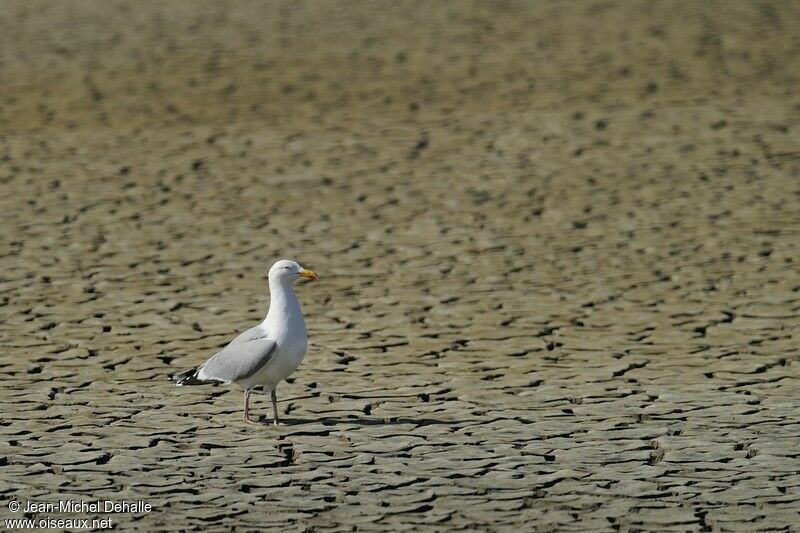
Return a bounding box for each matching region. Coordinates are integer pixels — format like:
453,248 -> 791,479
226,325 -> 268,346
198,338 -> 277,384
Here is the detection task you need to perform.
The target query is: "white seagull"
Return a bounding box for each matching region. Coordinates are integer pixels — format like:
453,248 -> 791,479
172,259 -> 318,425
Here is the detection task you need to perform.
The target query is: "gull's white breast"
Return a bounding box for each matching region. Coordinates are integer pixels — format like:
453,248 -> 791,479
238,322 -> 307,389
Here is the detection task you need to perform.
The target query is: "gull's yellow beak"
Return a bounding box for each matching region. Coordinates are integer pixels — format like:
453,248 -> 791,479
298,269 -> 319,281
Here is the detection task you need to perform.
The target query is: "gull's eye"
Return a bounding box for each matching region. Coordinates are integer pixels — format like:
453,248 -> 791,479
284,266 -> 291,270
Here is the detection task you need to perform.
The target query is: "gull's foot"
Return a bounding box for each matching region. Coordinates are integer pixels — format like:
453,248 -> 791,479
244,417 -> 272,426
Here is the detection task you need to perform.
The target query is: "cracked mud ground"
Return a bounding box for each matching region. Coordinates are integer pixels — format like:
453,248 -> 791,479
1,1 -> 799,530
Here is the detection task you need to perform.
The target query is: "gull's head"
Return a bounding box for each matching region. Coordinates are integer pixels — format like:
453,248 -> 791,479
268,259 -> 319,283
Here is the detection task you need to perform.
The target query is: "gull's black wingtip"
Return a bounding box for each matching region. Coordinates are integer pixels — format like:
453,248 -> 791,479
171,367 -> 205,386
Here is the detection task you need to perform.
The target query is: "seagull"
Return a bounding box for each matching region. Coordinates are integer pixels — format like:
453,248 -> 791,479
171,259 -> 318,425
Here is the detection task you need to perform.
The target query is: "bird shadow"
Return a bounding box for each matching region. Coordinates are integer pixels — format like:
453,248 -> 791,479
254,416 -> 464,427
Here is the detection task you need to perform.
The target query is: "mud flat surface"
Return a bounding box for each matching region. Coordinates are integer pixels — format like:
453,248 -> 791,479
1,1 -> 799,530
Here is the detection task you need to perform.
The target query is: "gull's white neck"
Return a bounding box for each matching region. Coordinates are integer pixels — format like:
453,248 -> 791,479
262,277 -> 304,335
